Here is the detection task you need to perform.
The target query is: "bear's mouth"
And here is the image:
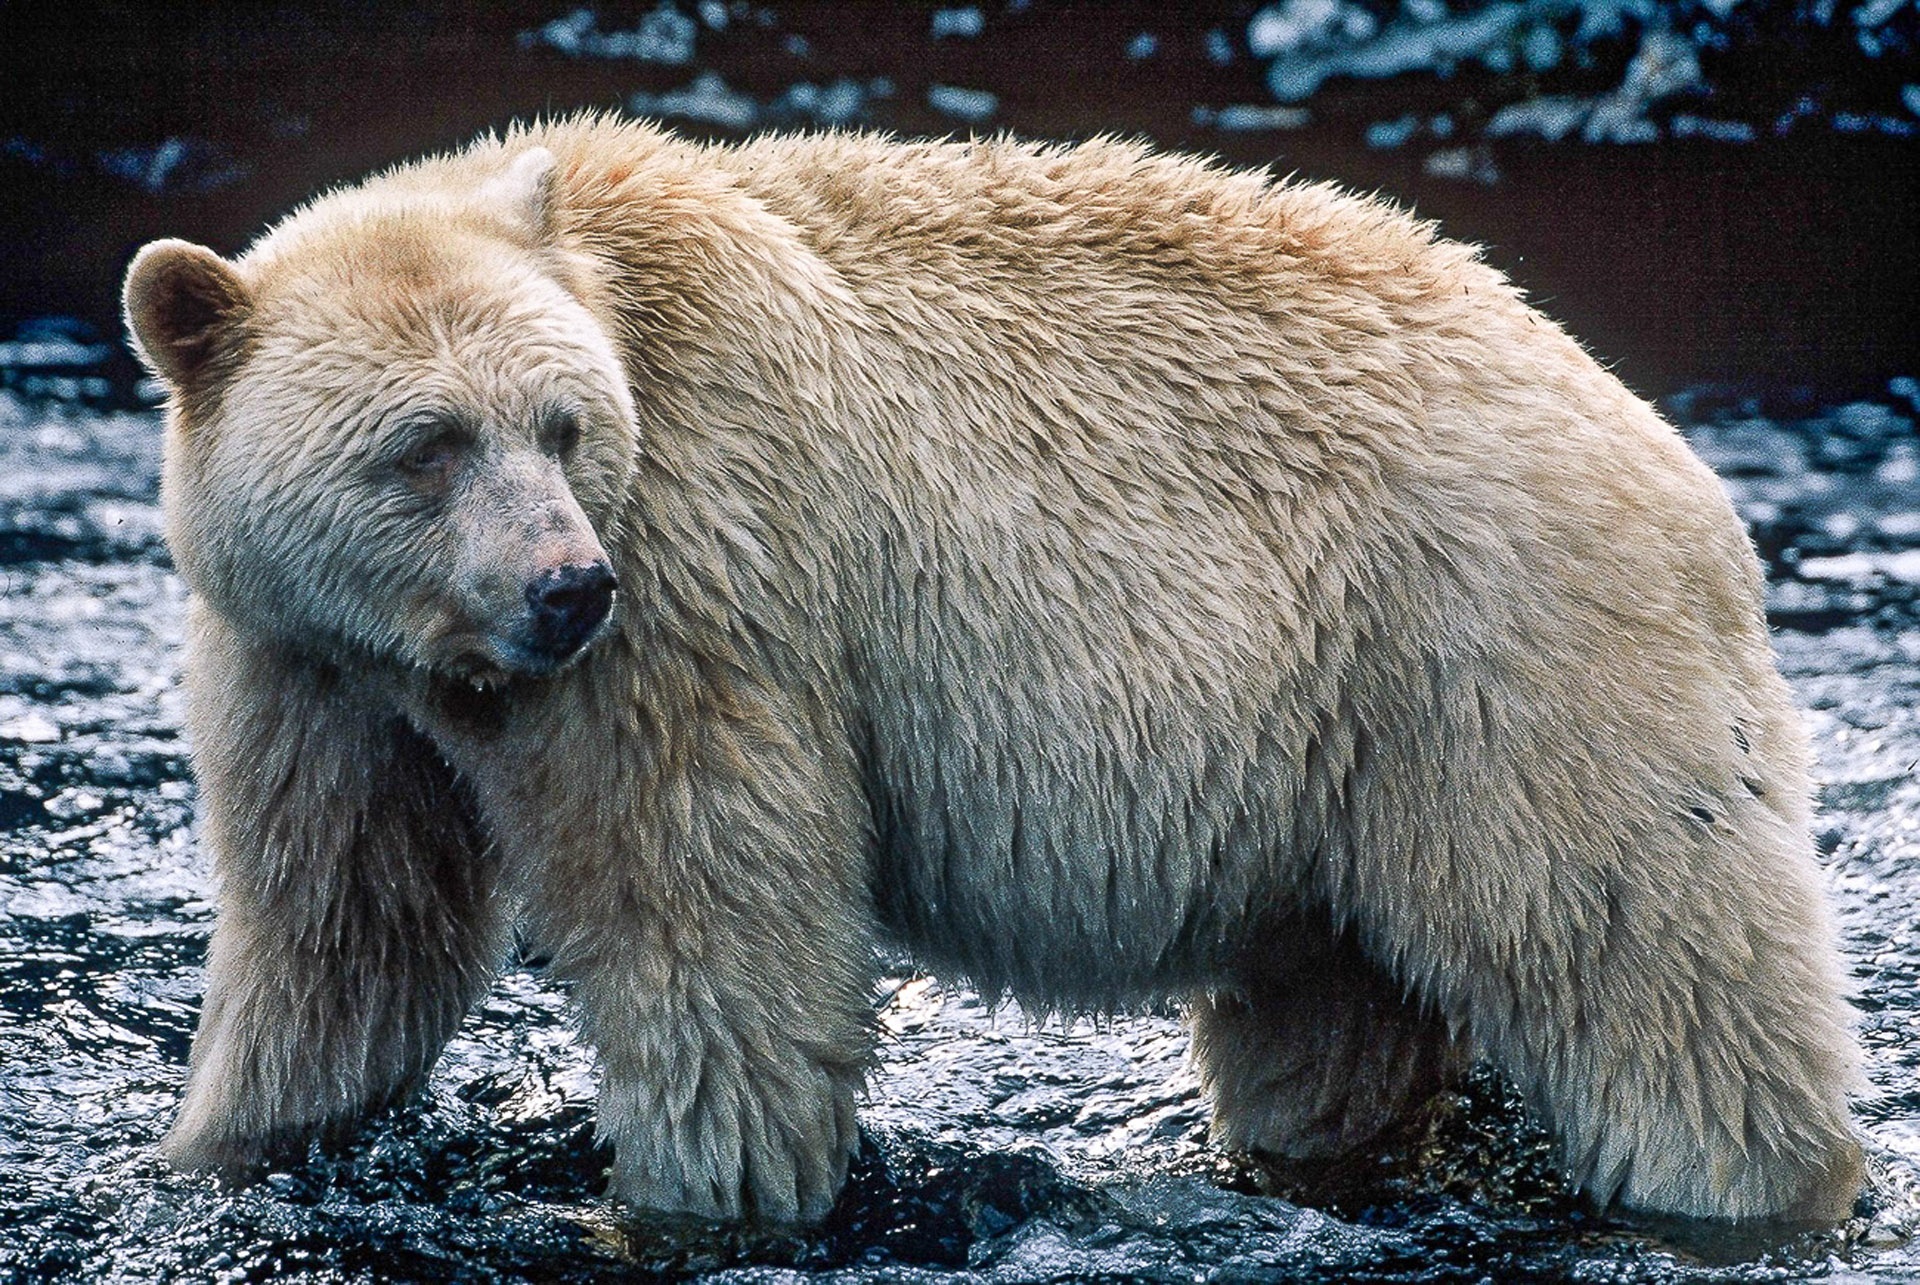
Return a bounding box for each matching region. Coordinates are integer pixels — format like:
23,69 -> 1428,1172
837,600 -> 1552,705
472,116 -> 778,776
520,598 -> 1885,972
423,668 -> 511,737
420,562 -> 617,688
441,650 -> 516,691
429,617 -> 613,689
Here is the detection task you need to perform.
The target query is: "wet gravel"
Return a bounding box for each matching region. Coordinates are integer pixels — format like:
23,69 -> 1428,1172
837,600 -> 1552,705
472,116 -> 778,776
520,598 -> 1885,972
3,378 -> 1919,1282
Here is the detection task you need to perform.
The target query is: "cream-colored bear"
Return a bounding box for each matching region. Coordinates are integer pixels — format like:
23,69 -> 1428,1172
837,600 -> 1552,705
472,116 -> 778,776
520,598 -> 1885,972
123,119 -> 1863,1226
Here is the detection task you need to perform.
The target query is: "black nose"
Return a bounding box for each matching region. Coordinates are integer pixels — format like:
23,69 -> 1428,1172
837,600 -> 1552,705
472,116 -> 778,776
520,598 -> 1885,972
525,560 -> 617,660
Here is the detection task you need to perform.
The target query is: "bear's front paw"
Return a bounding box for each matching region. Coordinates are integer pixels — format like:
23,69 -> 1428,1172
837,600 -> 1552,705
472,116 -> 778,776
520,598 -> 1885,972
159,1118 -> 279,1185
600,1062 -> 860,1225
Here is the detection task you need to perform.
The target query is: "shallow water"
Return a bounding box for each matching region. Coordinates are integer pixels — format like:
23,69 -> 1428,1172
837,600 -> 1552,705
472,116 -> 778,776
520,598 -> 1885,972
3,380 -> 1919,1282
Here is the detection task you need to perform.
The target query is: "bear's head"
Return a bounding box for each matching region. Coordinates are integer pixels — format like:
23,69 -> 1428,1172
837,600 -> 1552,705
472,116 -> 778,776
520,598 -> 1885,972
124,148 -> 639,686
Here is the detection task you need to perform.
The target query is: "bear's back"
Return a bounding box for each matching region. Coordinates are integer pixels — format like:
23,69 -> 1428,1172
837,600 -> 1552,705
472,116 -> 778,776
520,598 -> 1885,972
514,124 -> 1786,1012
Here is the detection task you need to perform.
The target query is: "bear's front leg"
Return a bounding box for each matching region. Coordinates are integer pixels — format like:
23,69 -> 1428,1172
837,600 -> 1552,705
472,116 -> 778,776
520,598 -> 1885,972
165,603 -> 507,1176
510,674 -> 877,1225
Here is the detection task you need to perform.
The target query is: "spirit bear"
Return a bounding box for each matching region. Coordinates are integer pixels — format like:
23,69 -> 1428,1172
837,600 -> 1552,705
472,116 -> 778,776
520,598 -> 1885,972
123,119 -> 1863,1225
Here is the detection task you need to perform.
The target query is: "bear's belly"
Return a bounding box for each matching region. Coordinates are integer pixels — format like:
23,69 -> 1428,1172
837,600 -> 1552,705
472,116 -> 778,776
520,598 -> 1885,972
865,763 -> 1294,1008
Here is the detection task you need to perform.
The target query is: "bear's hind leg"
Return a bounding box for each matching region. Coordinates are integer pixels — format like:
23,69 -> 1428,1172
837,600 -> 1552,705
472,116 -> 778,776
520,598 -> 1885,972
163,605 -> 507,1177
1193,928 -> 1467,1163
1328,714 -> 1865,1222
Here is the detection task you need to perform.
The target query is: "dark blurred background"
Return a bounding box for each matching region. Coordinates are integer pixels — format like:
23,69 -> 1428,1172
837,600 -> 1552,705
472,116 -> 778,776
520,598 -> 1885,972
1,0 -> 1915,398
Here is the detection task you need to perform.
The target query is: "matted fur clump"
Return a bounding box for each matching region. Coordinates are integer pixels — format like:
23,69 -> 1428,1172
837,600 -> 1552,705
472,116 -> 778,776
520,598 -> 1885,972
122,118 -> 1862,1226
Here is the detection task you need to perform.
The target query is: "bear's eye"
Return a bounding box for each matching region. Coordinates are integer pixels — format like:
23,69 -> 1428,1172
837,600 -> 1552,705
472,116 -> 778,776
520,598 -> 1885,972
542,408 -> 581,460
395,427 -> 470,487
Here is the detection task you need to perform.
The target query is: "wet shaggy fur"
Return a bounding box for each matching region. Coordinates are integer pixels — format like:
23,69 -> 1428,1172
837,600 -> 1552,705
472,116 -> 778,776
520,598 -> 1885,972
123,119 -> 1863,1225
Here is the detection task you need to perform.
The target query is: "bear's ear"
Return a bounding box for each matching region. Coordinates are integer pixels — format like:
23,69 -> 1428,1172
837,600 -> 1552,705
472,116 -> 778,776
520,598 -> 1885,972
122,239 -> 253,391
481,147 -> 558,243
